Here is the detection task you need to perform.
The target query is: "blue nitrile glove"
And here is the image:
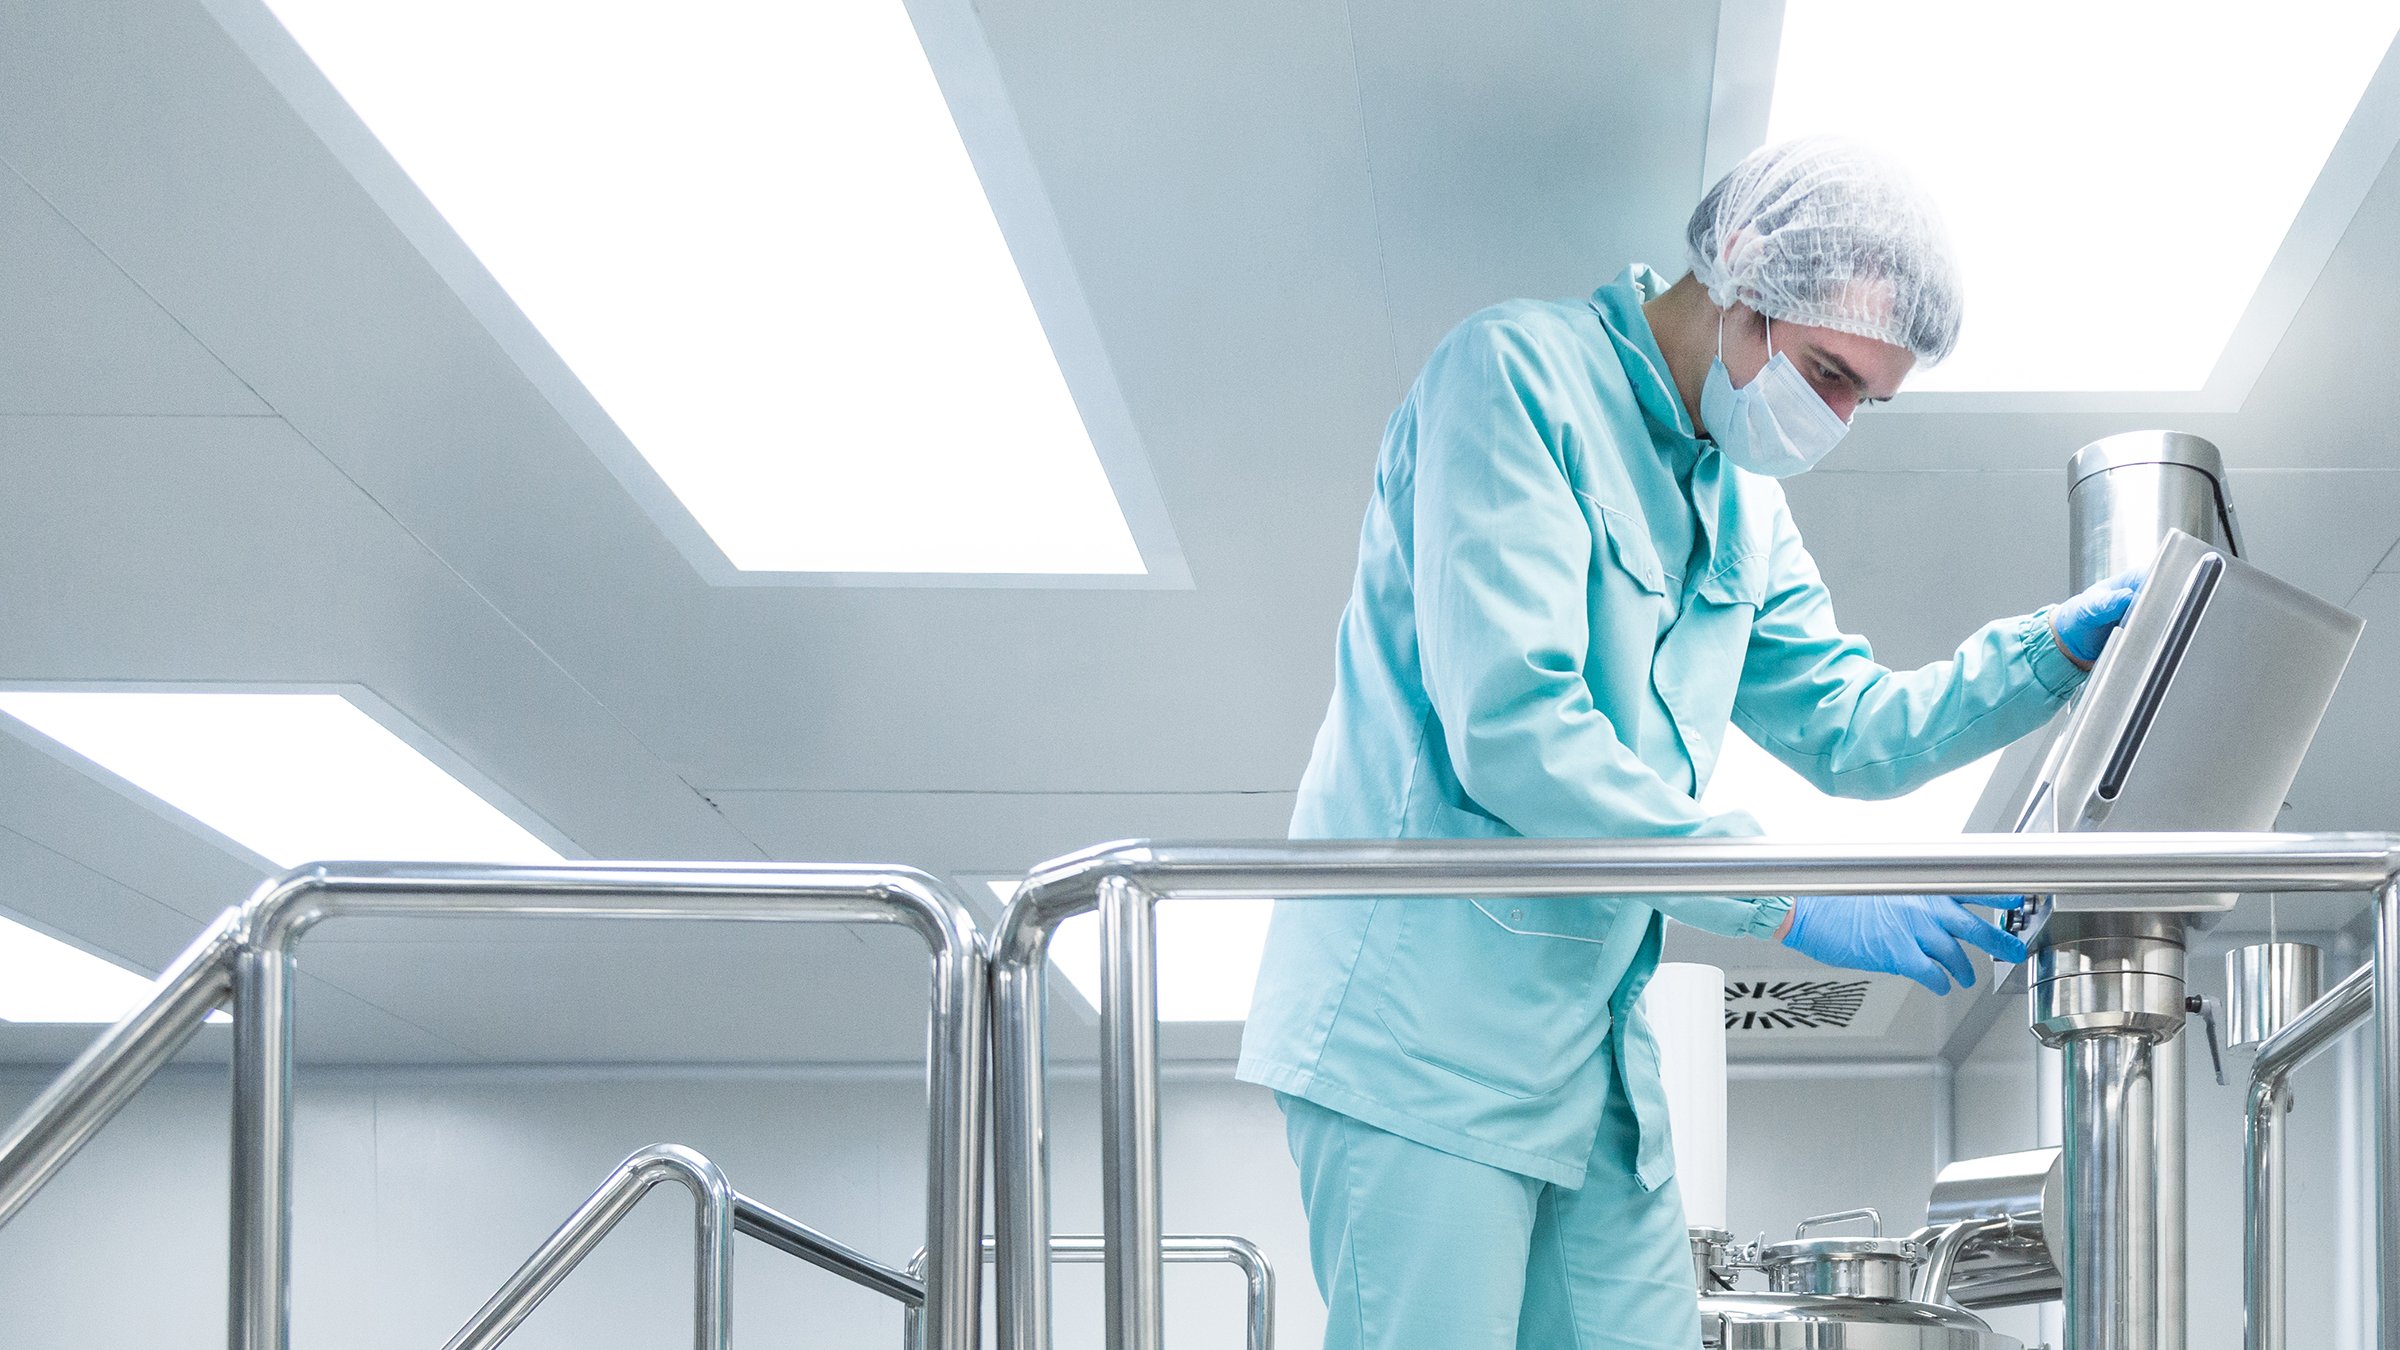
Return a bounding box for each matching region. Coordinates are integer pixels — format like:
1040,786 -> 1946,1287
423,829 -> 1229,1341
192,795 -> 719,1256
2051,567 -> 2147,667
1780,895 -> 2029,995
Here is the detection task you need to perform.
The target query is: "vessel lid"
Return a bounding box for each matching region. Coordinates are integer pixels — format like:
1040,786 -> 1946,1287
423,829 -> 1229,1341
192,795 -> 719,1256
1762,1236 -> 1915,1264
2067,430 -> 2228,491
1705,1291 -> 2003,1332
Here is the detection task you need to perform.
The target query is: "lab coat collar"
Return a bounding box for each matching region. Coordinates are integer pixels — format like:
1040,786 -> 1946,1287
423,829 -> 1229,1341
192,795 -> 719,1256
1590,265 -> 1701,448
1591,265 -> 1726,578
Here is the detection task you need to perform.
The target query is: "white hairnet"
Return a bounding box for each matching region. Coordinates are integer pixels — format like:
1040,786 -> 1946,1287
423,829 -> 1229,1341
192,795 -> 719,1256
1686,136 -> 1963,365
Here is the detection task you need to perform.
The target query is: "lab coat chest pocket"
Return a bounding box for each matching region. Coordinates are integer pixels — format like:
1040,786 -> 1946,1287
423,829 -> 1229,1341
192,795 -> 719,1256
1584,497 -> 1670,604
1655,551 -> 1768,785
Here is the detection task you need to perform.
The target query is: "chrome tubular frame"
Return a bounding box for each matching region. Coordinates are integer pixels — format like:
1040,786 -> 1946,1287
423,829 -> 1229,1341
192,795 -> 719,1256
989,833 -> 2400,1350
442,1144 -> 737,1350
225,861 -> 987,1350
736,1191 -> 927,1307
442,1142 -> 931,1350
906,1235 -> 1275,1350
2245,961 -> 2374,1350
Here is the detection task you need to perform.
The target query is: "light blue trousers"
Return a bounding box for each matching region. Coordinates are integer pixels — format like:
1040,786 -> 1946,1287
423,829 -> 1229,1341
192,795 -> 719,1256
1277,1092 -> 1698,1349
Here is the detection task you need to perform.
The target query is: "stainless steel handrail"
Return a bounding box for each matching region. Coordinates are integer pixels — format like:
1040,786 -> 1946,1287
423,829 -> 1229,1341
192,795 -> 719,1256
443,1144 -> 737,1350
0,906 -> 243,1228
903,1235 -> 1274,1350
442,1143 -> 930,1350
986,832 -> 2400,1350
2246,961 -> 2375,1350
736,1191 -> 926,1307
205,859 -> 986,1350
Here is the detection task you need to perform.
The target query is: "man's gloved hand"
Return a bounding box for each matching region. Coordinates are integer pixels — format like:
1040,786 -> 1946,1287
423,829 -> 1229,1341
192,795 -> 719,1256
1778,895 -> 2029,995
2051,567 -> 2147,668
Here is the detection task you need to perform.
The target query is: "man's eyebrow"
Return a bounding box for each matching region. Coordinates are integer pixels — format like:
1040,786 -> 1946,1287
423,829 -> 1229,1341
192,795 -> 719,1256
1812,348 -> 1869,392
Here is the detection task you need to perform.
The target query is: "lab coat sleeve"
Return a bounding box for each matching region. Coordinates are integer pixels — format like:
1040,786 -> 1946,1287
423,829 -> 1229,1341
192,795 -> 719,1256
1731,494 -> 2088,801
1412,316 -> 1787,940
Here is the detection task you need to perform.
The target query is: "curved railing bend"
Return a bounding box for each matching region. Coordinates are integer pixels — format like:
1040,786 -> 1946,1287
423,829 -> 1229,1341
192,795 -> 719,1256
2245,960 -> 2376,1350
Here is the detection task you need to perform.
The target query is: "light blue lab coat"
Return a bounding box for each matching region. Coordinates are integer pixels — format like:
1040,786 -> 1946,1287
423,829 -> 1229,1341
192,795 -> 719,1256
1236,266 -> 2087,1194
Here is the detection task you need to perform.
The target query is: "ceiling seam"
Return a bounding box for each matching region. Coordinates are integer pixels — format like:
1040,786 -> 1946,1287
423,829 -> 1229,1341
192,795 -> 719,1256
0,149 -> 276,415
0,818 -> 237,930
1332,0 -> 1404,390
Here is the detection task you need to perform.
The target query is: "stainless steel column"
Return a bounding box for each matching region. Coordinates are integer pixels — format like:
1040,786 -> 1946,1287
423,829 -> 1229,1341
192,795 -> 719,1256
2063,1033 -> 2158,1340
2033,913 -> 2185,1350
1098,875 -> 1164,1350
2045,429 -> 2239,1350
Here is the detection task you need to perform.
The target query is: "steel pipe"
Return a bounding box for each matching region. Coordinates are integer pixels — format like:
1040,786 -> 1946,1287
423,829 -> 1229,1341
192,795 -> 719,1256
2245,961 -> 2373,1350
441,1143 -> 735,1350
735,1193 -> 925,1307
0,906 -> 240,1230
225,860 -> 987,1350
908,1235 -> 1274,1350
987,833 -> 2400,1350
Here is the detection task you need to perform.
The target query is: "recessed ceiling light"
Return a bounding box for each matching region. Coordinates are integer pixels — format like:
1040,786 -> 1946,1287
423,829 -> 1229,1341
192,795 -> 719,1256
0,690 -> 562,868
0,916 -> 220,1025
259,0 -> 1144,576
1765,1 -> 2400,392
1701,726 -> 1999,841
985,880 -> 1268,1023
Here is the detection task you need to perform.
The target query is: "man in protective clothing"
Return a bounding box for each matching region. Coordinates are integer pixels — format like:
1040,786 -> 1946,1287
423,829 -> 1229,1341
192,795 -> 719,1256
1236,137 -> 2141,1348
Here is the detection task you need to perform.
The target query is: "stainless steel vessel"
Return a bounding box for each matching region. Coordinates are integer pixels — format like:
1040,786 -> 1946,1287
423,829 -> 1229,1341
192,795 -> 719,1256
1703,1294 -> 2023,1350
1692,1215 -> 2025,1350
2225,943 -> 2326,1049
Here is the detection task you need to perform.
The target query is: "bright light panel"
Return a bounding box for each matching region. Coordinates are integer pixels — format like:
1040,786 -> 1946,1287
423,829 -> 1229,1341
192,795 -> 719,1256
986,880 -> 1269,1023
0,917 -> 181,1024
1768,2 -> 2400,392
262,0 -> 1143,575
1701,726 -> 2000,841
0,692 -> 561,868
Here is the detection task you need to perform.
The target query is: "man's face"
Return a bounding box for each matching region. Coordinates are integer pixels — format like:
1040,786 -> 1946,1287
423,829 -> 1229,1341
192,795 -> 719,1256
1722,303 -> 1916,424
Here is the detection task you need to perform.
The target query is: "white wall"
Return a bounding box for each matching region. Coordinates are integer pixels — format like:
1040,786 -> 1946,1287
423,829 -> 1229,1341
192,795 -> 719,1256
0,944 -> 2372,1350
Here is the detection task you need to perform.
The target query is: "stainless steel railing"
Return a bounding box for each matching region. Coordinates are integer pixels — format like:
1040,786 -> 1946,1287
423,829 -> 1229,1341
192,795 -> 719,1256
444,1144 -> 737,1350
0,860 -> 990,1350
2246,960 -> 2375,1350
903,1235 -> 1274,1350
0,906 -> 242,1229
442,1142 -> 929,1350
987,833 -> 2400,1350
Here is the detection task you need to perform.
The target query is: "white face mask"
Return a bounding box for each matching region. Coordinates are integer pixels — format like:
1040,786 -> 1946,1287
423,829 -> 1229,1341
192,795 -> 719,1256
1698,311 -> 1850,478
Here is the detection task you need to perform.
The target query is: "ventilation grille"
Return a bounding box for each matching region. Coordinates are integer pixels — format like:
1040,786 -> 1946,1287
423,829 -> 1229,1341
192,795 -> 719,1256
1721,971 -> 1908,1038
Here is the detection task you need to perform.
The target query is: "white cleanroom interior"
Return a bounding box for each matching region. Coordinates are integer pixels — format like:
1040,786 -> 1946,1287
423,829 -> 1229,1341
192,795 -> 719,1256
4,0 -> 2399,1346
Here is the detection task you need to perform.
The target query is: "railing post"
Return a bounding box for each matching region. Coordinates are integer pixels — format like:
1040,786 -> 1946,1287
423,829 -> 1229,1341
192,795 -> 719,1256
228,938 -> 298,1350
2375,879 -> 2400,1350
1097,874 -> 1163,1350
993,902 -> 1058,1350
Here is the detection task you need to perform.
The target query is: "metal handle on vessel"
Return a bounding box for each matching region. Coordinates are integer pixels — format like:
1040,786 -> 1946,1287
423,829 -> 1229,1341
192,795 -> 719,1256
1794,1208 -> 1883,1239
